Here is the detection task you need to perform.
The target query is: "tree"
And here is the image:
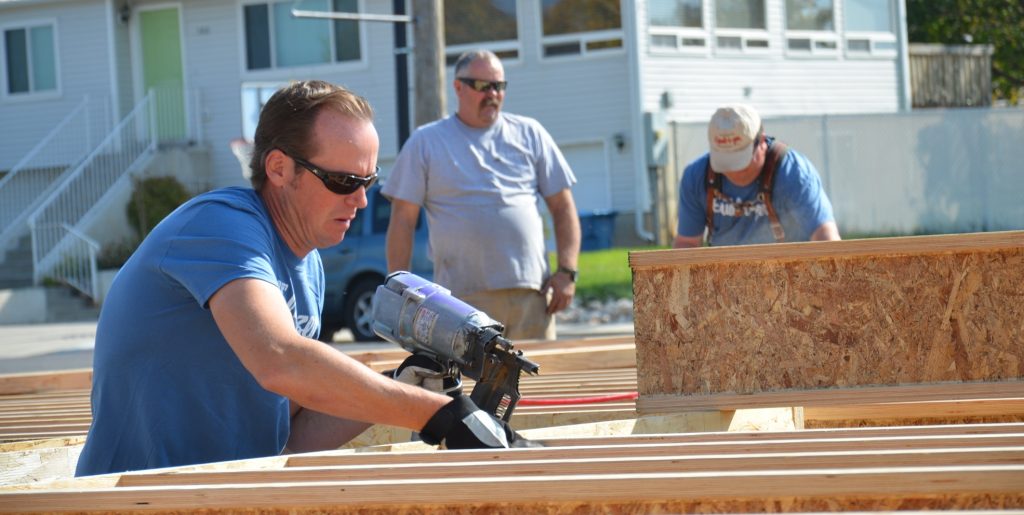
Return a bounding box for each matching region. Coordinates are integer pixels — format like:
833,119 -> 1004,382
906,0 -> 1024,105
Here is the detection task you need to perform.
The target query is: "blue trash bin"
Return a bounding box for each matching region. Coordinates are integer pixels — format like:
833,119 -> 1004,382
578,210 -> 618,251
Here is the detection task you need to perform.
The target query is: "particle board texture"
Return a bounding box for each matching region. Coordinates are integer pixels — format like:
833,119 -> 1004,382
629,231 -> 1024,413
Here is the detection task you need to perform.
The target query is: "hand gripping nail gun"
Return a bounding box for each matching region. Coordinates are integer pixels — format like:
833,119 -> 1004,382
371,271 -> 539,422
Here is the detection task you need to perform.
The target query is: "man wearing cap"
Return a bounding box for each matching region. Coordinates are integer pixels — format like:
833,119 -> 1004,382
674,104 -> 841,248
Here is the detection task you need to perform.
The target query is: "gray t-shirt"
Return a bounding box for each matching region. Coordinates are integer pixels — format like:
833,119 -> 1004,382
383,113 -> 576,297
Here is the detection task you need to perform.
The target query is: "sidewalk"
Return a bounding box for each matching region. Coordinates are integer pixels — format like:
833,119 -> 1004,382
0,320 -> 634,374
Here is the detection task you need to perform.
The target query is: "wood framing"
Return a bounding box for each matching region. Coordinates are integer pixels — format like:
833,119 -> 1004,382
629,231 -> 1024,413
1,422 -> 1021,512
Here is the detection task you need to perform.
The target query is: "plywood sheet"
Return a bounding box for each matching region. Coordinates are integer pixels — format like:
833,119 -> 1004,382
629,231 -> 1024,404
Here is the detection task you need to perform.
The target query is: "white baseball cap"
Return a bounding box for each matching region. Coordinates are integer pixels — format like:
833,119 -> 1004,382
707,104 -> 761,173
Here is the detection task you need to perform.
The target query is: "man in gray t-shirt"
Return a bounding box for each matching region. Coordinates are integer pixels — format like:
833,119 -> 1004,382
384,50 -> 581,340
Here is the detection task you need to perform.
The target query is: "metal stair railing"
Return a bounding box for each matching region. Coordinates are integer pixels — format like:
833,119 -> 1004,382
0,96 -> 92,255
35,223 -> 101,301
28,91 -> 157,299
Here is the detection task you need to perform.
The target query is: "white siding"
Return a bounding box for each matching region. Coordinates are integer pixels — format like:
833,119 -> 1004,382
176,0 -> 403,189
0,0 -> 113,171
178,0 -> 245,189
639,0 -> 904,122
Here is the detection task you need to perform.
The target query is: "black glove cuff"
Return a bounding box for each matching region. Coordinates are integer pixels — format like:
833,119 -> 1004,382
419,395 -> 475,445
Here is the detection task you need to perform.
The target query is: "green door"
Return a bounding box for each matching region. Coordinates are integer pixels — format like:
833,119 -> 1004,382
140,7 -> 185,141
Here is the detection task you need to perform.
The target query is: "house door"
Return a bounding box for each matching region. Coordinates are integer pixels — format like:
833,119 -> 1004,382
139,6 -> 185,141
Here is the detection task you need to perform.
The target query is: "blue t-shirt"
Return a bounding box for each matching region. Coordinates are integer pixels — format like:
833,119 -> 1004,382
75,187 -> 324,476
676,139 -> 835,246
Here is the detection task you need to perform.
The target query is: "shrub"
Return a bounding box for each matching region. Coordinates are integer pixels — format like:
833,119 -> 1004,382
127,176 -> 190,239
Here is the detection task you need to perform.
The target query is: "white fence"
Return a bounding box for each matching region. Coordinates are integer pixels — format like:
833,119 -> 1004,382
670,107 -> 1024,236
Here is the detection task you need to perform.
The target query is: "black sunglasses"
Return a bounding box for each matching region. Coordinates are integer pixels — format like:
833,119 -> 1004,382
285,152 -> 379,195
457,77 -> 507,93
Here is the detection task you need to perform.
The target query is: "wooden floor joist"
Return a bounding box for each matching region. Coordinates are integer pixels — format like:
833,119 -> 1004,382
1,422 -> 1021,512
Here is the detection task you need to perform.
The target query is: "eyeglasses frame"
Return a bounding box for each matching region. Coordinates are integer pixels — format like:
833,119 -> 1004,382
282,150 -> 379,195
456,77 -> 508,93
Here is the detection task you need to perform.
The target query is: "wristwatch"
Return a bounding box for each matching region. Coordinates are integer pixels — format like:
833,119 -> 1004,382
557,265 -> 578,283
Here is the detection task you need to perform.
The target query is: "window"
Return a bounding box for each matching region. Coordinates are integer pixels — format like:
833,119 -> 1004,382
444,0 -> 519,65
713,0 -> 769,52
786,0 -> 833,31
240,83 -> 282,141
716,0 -> 765,29
243,0 -> 361,71
845,0 -> 892,32
540,0 -> 623,58
784,0 -> 838,56
647,0 -> 707,52
3,22 -> 57,96
649,0 -> 702,28
844,0 -> 896,57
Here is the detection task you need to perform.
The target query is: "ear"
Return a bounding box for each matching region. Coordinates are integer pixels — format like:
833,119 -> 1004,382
264,148 -> 291,187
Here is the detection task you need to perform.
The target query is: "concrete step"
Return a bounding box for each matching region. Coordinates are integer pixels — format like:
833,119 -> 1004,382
45,287 -> 100,323
0,235 -> 33,288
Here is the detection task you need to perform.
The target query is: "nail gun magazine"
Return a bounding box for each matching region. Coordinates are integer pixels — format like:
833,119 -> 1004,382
371,271 -> 539,422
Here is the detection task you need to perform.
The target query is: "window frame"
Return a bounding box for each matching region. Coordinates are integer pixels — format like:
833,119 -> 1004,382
536,0 -> 626,61
646,0 -> 710,55
443,0 -> 522,66
712,0 -> 771,55
782,0 -> 839,58
238,0 -> 369,78
843,0 -> 898,59
1,18 -> 61,102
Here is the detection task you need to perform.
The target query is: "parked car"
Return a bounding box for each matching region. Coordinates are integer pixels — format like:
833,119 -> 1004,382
319,185 -> 432,342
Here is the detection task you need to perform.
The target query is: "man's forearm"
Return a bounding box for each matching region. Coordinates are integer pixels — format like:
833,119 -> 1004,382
810,221 -> 841,242
549,199 -> 581,269
385,223 -> 415,273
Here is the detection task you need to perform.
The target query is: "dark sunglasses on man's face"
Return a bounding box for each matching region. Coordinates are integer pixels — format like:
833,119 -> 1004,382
285,152 -> 379,195
457,77 -> 507,93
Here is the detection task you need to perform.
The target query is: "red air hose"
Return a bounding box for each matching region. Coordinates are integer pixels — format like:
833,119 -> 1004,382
517,392 -> 638,406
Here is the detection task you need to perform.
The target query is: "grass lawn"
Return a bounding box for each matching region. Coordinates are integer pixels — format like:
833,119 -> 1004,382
553,245 -> 666,302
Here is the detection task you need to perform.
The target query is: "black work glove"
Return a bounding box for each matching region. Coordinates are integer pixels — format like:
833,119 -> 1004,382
419,395 -> 539,449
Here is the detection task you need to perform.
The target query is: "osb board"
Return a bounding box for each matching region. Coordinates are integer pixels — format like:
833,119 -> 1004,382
629,231 -> 1024,401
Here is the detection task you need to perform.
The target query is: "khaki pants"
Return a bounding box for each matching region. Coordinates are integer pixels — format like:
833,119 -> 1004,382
461,288 -> 556,341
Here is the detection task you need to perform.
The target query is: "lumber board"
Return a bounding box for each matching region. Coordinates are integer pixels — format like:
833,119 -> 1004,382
629,231 -> 1024,410
2,422 -> 1021,512
0,370 -> 91,396
114,448 -> 1024,486
804,397 -> 1024,428
2,467 -> 1021,512
637,381 -> 1024,413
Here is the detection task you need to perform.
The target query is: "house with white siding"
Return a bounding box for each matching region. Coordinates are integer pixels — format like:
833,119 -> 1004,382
0,0 -> 910,299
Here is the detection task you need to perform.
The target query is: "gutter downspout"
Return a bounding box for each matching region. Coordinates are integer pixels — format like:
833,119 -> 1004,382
625,0 -> 655,242
895,0 -> 912,111
105,0 -> 120,131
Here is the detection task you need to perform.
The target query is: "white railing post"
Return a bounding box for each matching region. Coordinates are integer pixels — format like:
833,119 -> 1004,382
149,89 -> 158,148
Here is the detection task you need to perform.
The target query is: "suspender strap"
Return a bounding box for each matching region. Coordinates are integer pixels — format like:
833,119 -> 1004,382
761,141 -> 789,243
703,164 -> 720,246
703,140 -> 791,245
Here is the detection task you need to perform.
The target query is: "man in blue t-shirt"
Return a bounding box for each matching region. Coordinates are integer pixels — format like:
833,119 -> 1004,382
76,81 -> 527,477
675,104 -> 841,248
